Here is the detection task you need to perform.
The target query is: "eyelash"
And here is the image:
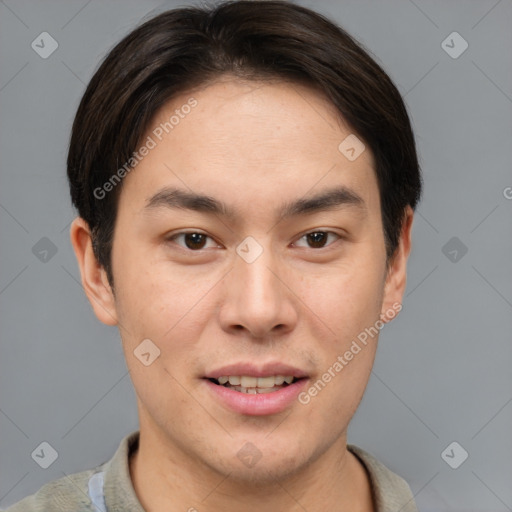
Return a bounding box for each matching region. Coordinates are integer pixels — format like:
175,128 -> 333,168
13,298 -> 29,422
167,230 -> 343,251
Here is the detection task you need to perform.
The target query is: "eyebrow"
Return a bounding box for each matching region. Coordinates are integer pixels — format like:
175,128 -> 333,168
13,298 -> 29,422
144,185 -> 366,222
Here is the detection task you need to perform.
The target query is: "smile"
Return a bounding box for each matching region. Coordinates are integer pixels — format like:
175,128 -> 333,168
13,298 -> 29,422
209,375 -> 298,394
204,376 -> 308,415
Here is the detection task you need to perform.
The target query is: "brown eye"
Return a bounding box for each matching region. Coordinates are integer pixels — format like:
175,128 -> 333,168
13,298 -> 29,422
307,232 -> 328,248
183,233 -> 207,250
295,231 -> 341,249
169,232 -> 217,250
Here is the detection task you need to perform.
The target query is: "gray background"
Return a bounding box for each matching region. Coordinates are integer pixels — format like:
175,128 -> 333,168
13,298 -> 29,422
1,0 -> 511,510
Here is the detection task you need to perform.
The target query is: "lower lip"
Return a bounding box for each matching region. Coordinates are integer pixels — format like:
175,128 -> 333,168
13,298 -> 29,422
204,378 -> 309,416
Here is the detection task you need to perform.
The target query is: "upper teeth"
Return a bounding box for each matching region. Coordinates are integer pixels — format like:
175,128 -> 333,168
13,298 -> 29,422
217,375 -> 294,387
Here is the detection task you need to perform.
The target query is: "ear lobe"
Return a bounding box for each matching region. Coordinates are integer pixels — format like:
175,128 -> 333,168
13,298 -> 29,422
69,217 -> 118,326
380,206 -> 414,323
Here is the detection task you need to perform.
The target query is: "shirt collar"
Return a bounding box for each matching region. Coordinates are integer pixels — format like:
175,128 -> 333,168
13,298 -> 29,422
101,431 -> 417,512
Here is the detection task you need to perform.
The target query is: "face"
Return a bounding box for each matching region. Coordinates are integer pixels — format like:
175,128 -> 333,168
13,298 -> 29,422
73,77 -> 411,484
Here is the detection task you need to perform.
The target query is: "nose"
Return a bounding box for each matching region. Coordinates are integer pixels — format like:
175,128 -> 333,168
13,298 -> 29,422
218,240 -> 299,339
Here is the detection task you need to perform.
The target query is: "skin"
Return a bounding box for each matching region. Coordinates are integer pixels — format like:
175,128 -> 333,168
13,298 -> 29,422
71,77 -> 413,512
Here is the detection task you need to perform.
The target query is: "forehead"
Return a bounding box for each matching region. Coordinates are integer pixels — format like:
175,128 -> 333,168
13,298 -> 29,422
119,78 -> 379,218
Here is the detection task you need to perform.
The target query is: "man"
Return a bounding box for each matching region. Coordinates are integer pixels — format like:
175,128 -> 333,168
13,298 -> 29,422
7,1 -> 421,510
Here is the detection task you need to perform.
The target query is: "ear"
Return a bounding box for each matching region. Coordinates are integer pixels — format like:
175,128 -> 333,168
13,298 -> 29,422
380,206 -> 414,323
69,217 -> 118,326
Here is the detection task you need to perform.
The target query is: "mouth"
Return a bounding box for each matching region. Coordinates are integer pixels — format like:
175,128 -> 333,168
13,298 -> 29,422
203,371 -> 309,416
203,363 -> 310,415
207,375 -> 304,394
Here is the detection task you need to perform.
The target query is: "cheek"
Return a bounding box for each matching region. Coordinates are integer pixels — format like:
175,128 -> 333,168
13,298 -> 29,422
112,240 -> 174,328
299,259 -> 385,340
115,265 -> 207,421
117,277 -> 191,341
113,251 -> 220,359
295,260 -> 383,405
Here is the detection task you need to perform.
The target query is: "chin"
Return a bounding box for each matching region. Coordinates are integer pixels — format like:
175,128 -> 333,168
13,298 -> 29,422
204,438 -> 312,485
224,457 -> 307,487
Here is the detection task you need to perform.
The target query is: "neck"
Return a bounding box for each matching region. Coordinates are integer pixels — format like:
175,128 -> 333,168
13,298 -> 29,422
129,424 -> 375,512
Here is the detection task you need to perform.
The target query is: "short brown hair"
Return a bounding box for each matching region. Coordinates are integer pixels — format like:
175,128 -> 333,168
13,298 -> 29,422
67,0 -> 422,285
